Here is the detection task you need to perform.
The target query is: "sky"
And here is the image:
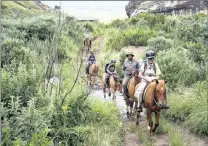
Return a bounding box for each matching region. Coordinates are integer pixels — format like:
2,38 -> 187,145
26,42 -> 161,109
41,1 -> 129,23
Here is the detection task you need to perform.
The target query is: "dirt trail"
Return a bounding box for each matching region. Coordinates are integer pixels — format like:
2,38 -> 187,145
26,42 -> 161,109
89,37 -> 208,146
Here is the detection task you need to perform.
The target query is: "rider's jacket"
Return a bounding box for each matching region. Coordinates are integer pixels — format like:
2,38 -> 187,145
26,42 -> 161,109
122,59 -> 139,76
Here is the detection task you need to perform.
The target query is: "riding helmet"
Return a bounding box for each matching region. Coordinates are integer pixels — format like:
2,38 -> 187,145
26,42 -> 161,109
146,50 -> 155,59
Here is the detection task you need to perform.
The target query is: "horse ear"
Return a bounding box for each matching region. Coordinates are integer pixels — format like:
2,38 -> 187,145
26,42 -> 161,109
164,80 -> 167,83
156,79 -> 159,84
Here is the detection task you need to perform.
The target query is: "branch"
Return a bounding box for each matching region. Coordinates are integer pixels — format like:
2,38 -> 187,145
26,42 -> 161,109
60,54 -> 84,106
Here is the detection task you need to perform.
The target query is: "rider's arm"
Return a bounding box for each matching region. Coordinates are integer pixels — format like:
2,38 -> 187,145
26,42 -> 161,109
155,63 -> 161,79
107,65 -> 112,74
122,62 -> 126,71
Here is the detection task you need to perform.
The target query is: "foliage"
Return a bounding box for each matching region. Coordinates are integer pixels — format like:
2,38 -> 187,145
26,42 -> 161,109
164,80 -> 208,136
105,27 -> 157,51
157,47 -> 199,89
147,36 -> 174,53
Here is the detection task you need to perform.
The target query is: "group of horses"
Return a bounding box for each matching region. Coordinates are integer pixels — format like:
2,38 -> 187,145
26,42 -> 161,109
84,38 -> 167,134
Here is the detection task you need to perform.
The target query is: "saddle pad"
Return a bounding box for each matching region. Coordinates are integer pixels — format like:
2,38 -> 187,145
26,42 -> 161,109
142,83 -> 149,102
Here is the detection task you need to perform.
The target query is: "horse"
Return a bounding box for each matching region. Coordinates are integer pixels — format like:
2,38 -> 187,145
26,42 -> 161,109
102,73 -> 119,102
84,38 -> 92,54
87,63 -> 99,86
124,69 -> 141,118
136,79 -> 167,134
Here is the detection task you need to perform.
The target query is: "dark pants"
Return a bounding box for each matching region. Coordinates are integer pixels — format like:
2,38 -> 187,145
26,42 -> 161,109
122,75 -> 132,98
86,63 -> 91,74
105,73 -> 110,87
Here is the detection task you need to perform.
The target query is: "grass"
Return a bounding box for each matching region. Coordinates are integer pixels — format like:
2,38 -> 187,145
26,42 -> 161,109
164,81 -> 208,136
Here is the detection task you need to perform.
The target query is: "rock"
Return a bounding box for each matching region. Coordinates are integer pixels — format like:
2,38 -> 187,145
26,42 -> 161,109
125,0 -> 208,18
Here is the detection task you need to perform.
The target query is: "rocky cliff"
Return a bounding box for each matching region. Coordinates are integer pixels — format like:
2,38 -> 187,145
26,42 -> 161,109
125,0 -> 208,18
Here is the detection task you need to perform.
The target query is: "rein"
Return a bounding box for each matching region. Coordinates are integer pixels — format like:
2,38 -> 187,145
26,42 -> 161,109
153,82 -> 160,107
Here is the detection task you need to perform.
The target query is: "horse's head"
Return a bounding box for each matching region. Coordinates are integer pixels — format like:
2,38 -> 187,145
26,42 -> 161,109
154,79 -> 167,108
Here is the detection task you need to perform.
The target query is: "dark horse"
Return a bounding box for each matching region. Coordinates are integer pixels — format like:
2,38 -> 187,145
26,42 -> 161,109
84,38 -> 92,54
136,79 -> 167,134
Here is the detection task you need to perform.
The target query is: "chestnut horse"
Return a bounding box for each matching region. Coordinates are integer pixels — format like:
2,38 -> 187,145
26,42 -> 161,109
87,63 -> 99,86
102,73 -> 119,102
84,38 -> 91,54
136,79 -> 167,134
125,69 -> 141,118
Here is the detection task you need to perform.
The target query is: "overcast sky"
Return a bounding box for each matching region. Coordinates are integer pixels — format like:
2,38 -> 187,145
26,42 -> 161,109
41,1 -> 129,23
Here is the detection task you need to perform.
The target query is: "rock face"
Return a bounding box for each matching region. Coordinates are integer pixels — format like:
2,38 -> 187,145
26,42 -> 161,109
125,0 -> 208,18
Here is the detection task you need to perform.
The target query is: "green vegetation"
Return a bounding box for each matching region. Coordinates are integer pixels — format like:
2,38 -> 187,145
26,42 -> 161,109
1,2 -> 122,145
99,13 -> 208,137
1,1 -> 208,145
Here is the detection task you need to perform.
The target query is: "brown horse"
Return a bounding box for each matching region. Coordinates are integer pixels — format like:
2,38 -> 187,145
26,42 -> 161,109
84,38 -> 92,54
136,79 -> 167,134
102,73 -> 119,102
125,69 -> 141,118
87,63 -> 99,86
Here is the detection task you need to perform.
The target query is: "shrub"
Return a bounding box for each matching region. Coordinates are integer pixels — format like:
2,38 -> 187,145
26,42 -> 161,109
157,47 -> 199,89
147,36 -> 174,53
164,80 -> 208,136
123,27 -> 157,46
176,20 -> 205,42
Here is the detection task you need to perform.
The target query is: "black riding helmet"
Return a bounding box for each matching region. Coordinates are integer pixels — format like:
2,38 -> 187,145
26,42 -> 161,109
146,50 -> 155,59
111,60 -> 116,63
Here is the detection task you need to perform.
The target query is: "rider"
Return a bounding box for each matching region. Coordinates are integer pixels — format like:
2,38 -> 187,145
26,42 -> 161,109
105,60 -> 117,88
85,30 -> 91,40
86,51 -> 96,74
122,52 -> 140,100
134,50 -> 170,112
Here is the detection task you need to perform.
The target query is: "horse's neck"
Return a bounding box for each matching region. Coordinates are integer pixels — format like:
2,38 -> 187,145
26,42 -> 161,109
145,83 -> 157,104
110,75 -> 117,88
131,76 -> 138,86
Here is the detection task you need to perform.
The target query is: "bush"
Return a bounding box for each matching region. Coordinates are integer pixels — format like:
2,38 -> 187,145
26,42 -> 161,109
123,27 -> 157,46
110,19 -> 128,30
157,47 -> 199,89
176,20 -> 205,42
164,80 -> 208,136
147,36 -> 174,53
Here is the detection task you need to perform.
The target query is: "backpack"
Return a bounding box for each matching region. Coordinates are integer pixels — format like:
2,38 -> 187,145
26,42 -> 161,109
142,60 -> 156,73
105,63 -> 110,73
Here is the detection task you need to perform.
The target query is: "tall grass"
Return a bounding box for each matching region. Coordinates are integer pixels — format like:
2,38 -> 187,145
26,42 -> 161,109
164,80 -> 208,136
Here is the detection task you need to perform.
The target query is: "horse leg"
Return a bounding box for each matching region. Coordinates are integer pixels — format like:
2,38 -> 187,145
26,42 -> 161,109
147,109 -> 153,134
153,111 -> 160,133
129,97 -> 134,117
133,96 -> 138,115
113,91 -> 116,103
136,109 -> 140,125
125,98 -> 130,118
103,85 -> 106,98
89,76 -> 92,86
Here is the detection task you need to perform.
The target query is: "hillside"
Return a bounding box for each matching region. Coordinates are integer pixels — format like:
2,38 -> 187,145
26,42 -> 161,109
125,0 -> 208,18
1,1 -> 53,18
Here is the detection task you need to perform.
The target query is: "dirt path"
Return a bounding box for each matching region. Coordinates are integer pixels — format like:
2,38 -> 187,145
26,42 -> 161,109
89,37 -> 208,146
